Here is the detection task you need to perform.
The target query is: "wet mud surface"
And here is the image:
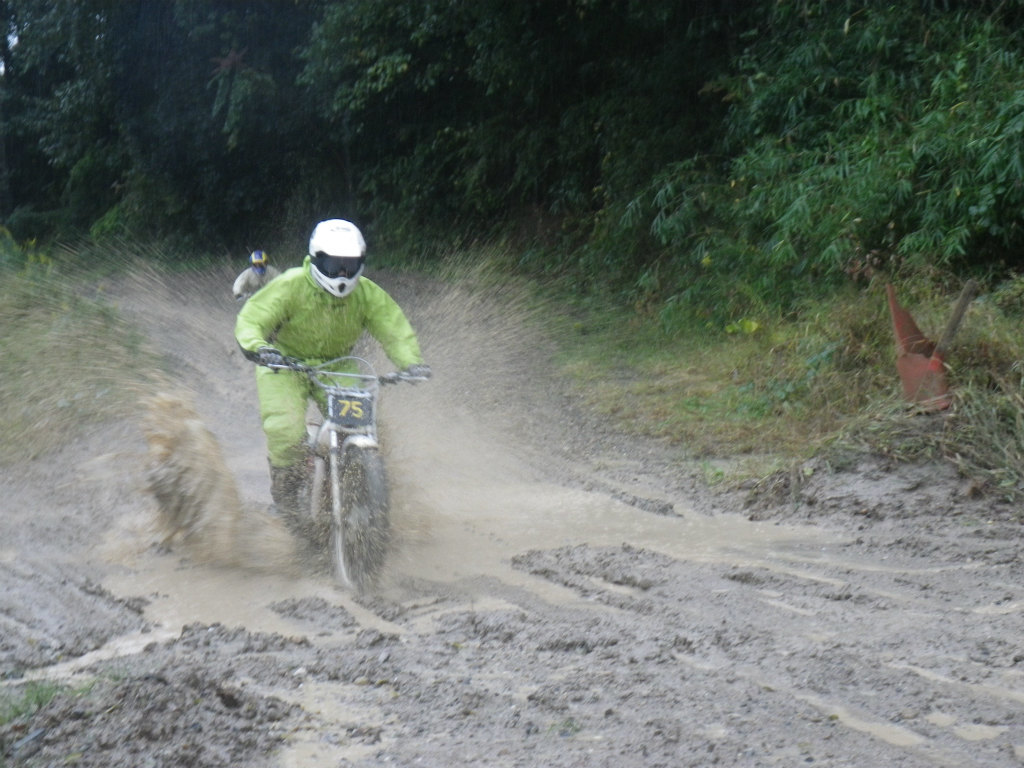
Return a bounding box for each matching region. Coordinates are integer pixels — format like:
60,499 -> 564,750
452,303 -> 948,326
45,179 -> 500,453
2,266 -> 1023,767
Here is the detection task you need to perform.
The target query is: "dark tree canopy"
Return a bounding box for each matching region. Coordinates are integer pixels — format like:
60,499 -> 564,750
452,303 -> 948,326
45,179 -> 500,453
3,0 -> 1023,327
1,0 -> 741,245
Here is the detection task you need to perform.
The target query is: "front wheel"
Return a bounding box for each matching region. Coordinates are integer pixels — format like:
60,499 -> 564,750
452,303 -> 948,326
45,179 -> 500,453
331,446 -> 390,592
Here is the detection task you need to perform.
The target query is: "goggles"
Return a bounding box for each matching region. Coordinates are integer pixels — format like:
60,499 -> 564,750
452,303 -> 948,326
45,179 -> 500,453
313,251 -> 364,279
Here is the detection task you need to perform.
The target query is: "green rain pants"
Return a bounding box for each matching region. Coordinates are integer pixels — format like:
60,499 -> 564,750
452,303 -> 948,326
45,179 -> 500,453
255,366 -> 327,468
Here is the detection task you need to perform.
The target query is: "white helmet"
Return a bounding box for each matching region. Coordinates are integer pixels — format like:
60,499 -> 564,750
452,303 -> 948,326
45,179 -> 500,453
308,219 -> 366,298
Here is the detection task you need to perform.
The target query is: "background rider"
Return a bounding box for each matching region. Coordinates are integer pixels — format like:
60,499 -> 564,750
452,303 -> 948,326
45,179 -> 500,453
233,249 -> 280,301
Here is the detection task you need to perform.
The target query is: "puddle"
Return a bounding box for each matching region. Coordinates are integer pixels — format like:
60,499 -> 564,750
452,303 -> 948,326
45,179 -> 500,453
388,474 -> 835,590
890,662 -> 1024,706
97,412 -> 837,650
102,554 -> 404,641
796,693 -> 927,747
272,680 -> 388,767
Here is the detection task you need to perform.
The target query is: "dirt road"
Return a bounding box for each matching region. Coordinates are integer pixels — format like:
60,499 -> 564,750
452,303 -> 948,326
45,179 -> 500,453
1,264 -> 1022,767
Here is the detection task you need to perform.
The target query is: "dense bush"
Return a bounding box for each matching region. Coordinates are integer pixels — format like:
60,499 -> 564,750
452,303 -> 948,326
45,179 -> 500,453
3,1 -> 1024,330
618,1 -> 1024,330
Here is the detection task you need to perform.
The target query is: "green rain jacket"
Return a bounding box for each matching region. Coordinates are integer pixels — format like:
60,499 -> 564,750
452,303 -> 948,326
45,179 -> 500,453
234,255 -> 423,369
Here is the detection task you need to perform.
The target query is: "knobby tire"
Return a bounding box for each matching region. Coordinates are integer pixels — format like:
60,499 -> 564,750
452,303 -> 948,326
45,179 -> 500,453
330,446 -> 390,592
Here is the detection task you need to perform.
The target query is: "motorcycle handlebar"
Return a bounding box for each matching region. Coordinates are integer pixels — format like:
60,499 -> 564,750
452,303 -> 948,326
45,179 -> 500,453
260,357 -> 427,385
378,371 -> 431,385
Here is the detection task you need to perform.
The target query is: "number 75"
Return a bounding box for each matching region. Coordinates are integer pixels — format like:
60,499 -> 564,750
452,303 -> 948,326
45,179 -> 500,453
337,399 -> 365,419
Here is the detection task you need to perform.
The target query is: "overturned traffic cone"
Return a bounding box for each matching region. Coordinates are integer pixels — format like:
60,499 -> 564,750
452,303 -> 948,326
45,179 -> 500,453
886,280 -> 977,411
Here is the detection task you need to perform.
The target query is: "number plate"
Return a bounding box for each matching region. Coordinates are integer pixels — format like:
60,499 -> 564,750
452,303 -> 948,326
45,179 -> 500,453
329,394 -> 373,428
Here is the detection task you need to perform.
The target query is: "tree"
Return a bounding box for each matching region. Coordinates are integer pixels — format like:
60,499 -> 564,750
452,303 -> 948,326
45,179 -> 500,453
2,0 -> 325,243
629,1 -> 1024,328
105,0 -> 324,243
0,0 -> 12,219
298,0 -> 747,248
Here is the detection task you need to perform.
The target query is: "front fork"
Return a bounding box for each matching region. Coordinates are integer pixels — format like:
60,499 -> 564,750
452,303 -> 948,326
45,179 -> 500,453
309,421 -> 377,528
328,430 -> 344,534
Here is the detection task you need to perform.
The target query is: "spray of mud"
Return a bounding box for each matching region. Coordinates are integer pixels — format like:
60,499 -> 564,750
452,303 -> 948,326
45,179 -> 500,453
91,256 -> 301,575
141,390 -> 300,575
382,259 -> 559,454
117,254 -> 587,590
354,261 -> 601,588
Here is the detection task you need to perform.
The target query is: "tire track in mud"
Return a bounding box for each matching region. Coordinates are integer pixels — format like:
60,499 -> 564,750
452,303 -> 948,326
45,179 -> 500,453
3,264 -> 1023,767
509,543 -> 1024,765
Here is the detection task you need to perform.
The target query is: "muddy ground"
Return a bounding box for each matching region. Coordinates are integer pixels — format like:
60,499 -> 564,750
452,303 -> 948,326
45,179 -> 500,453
1,264 -> 1022,767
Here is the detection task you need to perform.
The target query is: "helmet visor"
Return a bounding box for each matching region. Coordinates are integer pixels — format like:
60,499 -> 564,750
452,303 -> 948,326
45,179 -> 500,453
313,251 -> 364,279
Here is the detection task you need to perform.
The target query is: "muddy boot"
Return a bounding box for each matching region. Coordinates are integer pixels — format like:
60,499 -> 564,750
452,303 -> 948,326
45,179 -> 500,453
269,462 -> 310,539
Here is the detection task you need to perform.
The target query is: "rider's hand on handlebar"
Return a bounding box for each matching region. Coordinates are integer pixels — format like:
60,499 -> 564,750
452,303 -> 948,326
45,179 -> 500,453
404,363 -> 432,380
257,346 -> 287,367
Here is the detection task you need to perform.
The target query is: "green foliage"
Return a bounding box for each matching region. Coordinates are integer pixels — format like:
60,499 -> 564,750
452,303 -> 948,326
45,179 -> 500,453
7,0 -> 1024,352
989,272 -> 1024,315
3,0 -> 322,244
297,0 -> 738,249
2,0 -> 126,237
617,2 -> 1024,331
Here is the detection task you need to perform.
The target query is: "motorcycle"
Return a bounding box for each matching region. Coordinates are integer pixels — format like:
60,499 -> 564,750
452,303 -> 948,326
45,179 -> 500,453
264,355 -> 427,592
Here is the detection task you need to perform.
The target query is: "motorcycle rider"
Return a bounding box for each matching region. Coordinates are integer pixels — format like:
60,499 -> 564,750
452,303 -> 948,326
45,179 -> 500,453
234,219 -> 430,527
232,249 -> 280,302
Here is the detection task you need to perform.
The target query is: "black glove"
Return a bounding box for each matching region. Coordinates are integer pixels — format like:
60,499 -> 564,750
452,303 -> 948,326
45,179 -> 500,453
404,363 -> 432,380
257,346 -> 286,367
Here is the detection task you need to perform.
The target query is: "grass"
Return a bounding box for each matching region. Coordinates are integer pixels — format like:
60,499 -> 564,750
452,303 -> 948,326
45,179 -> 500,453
544,271 -> 1024,500
3,235 -> 1024,502
0,680 -> 64,725
548,283 -> 891,454
429,245 -> 1024,500
0,247 -> 163,464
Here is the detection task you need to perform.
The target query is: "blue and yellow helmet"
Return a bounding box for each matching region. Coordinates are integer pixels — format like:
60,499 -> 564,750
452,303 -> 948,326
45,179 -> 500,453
250,250 -> 268,275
